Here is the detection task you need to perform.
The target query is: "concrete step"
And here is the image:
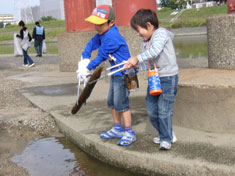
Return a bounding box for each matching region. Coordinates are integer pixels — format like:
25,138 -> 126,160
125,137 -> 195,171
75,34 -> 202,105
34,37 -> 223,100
9,68 -> 235,176
52,102 -> 235,176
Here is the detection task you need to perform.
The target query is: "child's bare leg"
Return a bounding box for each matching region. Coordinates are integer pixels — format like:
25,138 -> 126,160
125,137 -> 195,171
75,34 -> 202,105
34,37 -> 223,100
112,108 -> 121,123
121,110 -> 132,127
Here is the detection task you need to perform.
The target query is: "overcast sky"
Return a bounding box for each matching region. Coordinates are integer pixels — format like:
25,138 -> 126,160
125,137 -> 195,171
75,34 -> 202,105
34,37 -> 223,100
0,0 -> 39,15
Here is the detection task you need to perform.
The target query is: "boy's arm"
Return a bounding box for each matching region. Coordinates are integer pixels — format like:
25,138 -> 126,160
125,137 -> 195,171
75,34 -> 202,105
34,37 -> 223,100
137,30 -> 168,63
28,33 -> 32,41
87,37 -> 120,70
81,34 -> 101,59
19,30 -> 24,40
43,28 -> 45,40
32,28 -> 36,39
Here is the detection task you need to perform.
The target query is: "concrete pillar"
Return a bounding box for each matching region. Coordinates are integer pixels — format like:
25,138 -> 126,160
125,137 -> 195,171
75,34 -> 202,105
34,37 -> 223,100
228,0 -> 235,14
207,14 -> 235,69
112,0 -> 156,27
64,0 -> 96,32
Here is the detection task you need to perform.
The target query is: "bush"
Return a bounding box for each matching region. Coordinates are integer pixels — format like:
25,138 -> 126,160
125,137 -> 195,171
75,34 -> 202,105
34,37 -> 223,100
0,22 -> 4,28
5,23 -> 11,28
158,7 -> 172,12
41,16 -> 57,22
171,18 -> 207,28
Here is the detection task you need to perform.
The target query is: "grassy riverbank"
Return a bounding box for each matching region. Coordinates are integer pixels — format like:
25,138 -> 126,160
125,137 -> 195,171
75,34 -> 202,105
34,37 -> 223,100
159,5 -> 227,27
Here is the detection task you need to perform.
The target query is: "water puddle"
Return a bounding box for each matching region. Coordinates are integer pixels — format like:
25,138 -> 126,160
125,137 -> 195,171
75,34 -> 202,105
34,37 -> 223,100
174,35 -> 208,59
11,137 -> 139,176
24,83 -> 76,96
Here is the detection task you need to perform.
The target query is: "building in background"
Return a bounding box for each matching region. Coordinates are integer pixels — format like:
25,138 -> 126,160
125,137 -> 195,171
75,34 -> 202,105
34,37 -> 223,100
96,0 -> 112,6
13,0 -> 65,24
14,0 -> 147,24
0,14 -> 14,27
40,0 -> 65,20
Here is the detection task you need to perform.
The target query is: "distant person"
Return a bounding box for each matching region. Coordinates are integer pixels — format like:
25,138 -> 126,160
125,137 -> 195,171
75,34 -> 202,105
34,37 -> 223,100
32,21 -> 45,57
17,20 -> 35,67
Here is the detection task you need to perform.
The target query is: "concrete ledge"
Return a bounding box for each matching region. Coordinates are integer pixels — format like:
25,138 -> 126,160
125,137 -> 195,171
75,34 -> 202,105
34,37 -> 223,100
53,112 -> 235,176
175,68 -> 235,132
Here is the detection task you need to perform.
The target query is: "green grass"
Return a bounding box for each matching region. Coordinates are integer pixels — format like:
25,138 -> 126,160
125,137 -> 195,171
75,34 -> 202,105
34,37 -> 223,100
0,20 -> 66,41
2,20 -> 65,31
0,41 -> 58,54
158,5 -> 227,28
157,8 -> 177,20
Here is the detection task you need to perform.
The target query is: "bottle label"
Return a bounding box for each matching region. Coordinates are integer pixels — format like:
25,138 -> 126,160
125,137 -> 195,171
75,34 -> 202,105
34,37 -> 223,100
148,75 -> 161,91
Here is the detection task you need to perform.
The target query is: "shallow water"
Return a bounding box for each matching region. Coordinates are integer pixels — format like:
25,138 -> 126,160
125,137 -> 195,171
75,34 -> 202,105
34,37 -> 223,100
0,35 -> 207,60
174,35 -> 208,59
11,137 -> 140,176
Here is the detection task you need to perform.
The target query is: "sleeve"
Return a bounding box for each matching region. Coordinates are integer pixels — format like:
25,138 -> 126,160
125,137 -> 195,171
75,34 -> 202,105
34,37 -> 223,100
43,28 -> 45,40
137,30 -> 168,63
19,30 -> 24,40
82,34 -> 101,59
28,33 -> 32,41
32,27 -> 36,39
87,36 -> 121,70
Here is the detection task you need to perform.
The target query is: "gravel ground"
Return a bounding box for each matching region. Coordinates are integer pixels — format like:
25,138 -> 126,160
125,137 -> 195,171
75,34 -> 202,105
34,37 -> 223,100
0,55 -> 59,176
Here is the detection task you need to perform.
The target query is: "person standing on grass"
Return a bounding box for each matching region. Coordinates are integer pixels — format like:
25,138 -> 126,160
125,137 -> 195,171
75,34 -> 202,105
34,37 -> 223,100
32,21 -> 45,57
17,20 -> 35,67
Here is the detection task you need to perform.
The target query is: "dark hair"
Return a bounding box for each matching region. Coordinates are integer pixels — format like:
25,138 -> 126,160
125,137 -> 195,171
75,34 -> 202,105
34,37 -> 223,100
130,9 -> 159,31
18,20 -> 25,27
35,21 -> 40,25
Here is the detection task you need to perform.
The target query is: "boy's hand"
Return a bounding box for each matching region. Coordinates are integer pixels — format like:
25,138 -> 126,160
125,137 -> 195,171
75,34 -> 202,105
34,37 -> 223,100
76,59 -> 90,85
124,57 -> 138,69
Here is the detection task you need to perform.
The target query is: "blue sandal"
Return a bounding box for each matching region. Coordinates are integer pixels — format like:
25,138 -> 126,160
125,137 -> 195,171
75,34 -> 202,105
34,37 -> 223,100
118,131 -> 136,146
100,127 -> 124,139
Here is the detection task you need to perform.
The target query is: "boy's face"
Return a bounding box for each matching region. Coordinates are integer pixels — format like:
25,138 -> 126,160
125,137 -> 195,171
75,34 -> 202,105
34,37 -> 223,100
136,23 -> 155,41
95,20 -> 114,35
19,26 -> 23,30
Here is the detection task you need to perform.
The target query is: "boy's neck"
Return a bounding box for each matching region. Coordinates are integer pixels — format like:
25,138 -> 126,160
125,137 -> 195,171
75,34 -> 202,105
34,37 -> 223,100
148,28 -> 157,41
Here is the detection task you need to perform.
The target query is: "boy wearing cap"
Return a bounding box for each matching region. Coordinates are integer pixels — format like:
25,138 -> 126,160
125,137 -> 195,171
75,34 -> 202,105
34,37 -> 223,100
77,5 -> 136,146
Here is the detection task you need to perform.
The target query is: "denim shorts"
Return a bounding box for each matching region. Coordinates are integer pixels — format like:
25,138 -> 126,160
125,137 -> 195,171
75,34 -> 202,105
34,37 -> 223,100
107,75 -> 130,112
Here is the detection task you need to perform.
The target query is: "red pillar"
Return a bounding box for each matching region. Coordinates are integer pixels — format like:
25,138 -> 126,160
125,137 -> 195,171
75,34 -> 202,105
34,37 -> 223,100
228,0 -> 235,14
112,0 -> 157,27
64,0 -> 96,32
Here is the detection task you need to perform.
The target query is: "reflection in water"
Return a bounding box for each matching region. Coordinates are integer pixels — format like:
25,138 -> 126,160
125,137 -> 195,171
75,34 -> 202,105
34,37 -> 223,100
11,137 -> 139,176
1,36 -> 208,59
174,35 -> 208,59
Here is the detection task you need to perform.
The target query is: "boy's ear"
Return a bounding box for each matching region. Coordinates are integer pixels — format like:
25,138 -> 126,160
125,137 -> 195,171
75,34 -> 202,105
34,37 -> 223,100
109,20 -> 115,27
146,22 -> 154,30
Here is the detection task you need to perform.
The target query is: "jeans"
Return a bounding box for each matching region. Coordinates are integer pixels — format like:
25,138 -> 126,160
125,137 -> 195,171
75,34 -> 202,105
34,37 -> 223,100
146,75 -> 178,143
107,75 -> 130,112
34,39 -> 43,55
22,49 -> 34,65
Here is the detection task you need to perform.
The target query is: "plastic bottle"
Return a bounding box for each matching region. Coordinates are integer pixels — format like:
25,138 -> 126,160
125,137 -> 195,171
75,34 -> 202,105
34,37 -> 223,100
148,69 -> 162,95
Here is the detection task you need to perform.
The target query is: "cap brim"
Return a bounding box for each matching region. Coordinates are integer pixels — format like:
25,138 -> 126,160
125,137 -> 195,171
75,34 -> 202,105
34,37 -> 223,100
85,15 -> 108,25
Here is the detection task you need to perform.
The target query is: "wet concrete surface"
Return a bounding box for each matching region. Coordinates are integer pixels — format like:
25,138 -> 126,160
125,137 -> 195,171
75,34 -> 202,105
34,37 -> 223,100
23,83 -> 77,96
